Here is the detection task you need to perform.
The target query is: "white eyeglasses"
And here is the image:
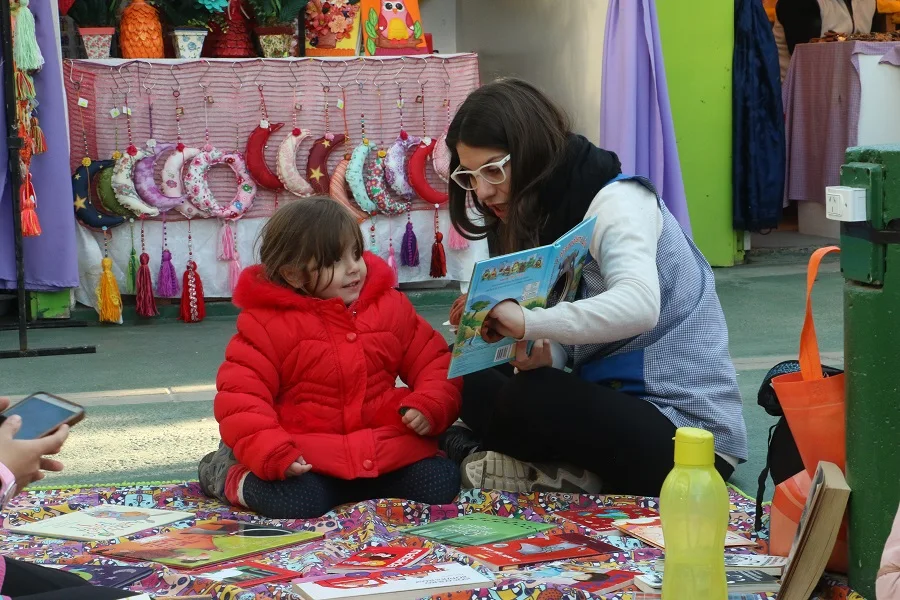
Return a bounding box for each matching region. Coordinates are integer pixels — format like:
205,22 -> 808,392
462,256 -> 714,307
450,155 -> 511,191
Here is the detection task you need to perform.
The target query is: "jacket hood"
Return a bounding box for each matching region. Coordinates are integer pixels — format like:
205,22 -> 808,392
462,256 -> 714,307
232,251 -> 395,312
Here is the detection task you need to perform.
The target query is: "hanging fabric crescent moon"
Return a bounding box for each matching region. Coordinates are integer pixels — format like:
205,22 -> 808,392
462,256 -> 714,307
112,147 -> 159,217
276,128 -> 315,197
246,121 -> 286,191
96,163 -> 132,217
74,159 -> 126,229
346,142 -> 378,214
365,145 -> 406,216
161,146 -> 205,219
432,130 -> 451,182
408,137 -> 449,204
330,157 -> 369,223
134,143 -> 184,212
385,133 -> 420,200
306,134 -> 346,194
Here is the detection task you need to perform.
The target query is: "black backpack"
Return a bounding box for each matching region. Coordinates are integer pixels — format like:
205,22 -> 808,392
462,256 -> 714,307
754,359 -> 843,532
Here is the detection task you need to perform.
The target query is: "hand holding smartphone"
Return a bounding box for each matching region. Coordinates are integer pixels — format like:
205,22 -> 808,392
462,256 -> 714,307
0,392 -> 85,440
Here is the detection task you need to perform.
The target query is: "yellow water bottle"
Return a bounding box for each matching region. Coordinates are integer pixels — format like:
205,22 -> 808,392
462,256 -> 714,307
659,427 -> 729,600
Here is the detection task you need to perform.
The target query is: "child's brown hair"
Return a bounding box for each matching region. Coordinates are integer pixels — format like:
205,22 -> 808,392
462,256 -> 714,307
258,196 -> 365,294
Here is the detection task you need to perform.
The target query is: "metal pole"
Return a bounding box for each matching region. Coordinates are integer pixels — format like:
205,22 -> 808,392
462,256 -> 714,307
839,147 -> 900,599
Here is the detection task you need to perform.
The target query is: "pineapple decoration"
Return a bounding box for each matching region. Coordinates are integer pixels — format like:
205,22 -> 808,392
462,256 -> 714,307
119,0 -> 164,58
214,0 -> 255,58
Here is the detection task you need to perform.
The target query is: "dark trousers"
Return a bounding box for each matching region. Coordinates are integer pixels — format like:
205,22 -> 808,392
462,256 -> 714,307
1,558 -> 140,599
242,457 -> 461,519
461,365 -> 735,498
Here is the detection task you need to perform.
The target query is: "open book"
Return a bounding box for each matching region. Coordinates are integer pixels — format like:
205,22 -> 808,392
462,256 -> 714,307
448,217 -> 596,378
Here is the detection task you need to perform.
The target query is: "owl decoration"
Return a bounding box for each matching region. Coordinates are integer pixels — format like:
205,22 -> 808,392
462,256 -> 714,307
378,1 -> 414,40
362,0 -> 425,55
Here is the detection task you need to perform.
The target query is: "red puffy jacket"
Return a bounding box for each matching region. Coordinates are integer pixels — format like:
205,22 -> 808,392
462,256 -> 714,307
215,252 -> 462,482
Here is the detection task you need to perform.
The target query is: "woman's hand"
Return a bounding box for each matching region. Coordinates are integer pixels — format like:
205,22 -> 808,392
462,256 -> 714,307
510,339 -> 554,372
285,455 -> 313,477
0,398 -> 69,490
481,300 -> 526,342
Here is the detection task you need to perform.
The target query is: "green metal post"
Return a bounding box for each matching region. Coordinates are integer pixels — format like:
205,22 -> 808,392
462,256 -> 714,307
840,145 -> 900,599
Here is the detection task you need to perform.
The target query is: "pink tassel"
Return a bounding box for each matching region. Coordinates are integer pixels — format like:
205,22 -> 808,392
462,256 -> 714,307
449,224 -> 469,250
156,249 -> 180,297
388,243 -> 399,287
218,221 -> 235,261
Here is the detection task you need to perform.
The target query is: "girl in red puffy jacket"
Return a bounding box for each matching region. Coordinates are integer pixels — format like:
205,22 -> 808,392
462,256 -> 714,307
198,197 -> 463,519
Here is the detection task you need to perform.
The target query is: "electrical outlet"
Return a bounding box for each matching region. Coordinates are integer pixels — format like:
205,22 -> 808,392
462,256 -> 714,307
825,186 -> 867,222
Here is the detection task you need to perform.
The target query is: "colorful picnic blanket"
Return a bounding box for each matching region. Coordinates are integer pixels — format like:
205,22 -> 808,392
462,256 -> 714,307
0,483 -> 861,599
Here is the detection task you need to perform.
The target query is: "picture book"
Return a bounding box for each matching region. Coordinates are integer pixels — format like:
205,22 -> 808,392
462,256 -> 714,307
328,546 -> 430,573
554,505 -> 659,534
192,560 -> 300,587
43,564 -> 154,588
92,519 -> 323,569
612,516 -> 756,550
657,553 -> 788,576
777,462 -> 850,600
293,562 -> 493,600
448,216 -> 597,378
6,504 -> 195,542
635,569 -> 781,594
404,513 -> 554,546
498,564 -> 641,595
459,532 -> 620,571
303,0 -> 363,56
359,0 -> 429,56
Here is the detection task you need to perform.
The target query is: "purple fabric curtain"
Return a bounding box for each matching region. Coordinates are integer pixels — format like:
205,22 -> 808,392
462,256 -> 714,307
600,0 -> 692,236
0,2 -> 79,291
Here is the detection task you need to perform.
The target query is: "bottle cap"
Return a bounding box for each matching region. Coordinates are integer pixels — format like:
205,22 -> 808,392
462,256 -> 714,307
673,427 -> 715,466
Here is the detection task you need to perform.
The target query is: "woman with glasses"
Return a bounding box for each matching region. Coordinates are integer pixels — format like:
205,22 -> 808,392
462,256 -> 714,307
439,78 -> 747,498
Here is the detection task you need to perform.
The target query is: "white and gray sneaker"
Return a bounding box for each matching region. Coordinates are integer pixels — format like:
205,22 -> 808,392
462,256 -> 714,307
460,451 -> 602,494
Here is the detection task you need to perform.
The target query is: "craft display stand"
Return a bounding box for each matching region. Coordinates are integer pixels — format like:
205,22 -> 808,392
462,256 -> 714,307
66,55 -> 487,312
0,0 -> 95,359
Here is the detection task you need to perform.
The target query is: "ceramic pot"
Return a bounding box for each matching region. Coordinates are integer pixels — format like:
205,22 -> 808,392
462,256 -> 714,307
255,25 -> 293,58
78,26 -> 115,59
173,27 -> 208,59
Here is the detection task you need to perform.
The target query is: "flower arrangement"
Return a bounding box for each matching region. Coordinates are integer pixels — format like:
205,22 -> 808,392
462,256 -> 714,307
156,0 -> 229,29
246,0 -> 309,27
68,0 -> 120,27
305,0 -> 360,49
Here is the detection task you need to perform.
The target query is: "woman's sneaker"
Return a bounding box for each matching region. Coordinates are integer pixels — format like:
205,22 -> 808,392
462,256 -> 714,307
460,451 -> 602,494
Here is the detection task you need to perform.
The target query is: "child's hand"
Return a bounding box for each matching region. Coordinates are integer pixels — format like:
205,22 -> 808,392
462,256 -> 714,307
401,408 -> 432,436
284,455 -> 313,477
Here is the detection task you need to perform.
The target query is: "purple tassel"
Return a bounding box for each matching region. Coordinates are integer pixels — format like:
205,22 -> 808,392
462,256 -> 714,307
401,220 -> 420,267
156,249 -> 180,297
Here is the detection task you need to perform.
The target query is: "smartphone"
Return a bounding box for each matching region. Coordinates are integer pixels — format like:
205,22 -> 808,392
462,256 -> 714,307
0,392 -> 85,440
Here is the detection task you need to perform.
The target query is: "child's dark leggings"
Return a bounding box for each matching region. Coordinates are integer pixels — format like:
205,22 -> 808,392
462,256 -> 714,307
1,558 -> 141,599
241,457 -> 461,519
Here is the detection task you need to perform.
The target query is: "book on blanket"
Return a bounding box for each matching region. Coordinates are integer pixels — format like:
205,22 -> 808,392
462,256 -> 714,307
327,546 -> 430,573
496,564 -> 641,595
191,560 -> 300,586
612,516 -> 756,550
459,532 -> 621,571
554,505 -> 659,535
655,553 -> 788,576
404,513 -> 554,546
776,461 -> 851,600
92,519 -> 323,569
6,504 -> 195,542
42,564 -> 154,588
634,569 -> 781,594
447,216 -> 596,378
292,562 -> 494,600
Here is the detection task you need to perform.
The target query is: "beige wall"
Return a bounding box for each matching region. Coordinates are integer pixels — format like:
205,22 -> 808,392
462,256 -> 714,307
421,0 -> 458,53
455,0 -> 609,144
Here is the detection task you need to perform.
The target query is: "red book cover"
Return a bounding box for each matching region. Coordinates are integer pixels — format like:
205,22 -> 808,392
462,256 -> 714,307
555,505 -> 659,534
459,533 -> 620,571
328,546 -> 430,572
